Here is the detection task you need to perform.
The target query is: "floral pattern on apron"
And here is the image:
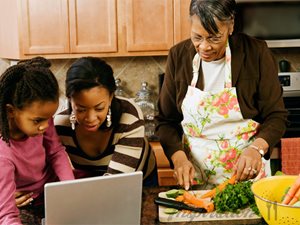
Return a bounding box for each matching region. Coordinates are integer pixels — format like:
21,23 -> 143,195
181,42 -> 271,185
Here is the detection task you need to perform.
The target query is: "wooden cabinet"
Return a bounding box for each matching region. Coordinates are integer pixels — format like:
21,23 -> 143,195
69,0 -> 117,53
121,0 -> 190,53
174,0 -> 191,44
0,0 -> 117,59
123,0 -> 173,52
0,0 -> 191,59
20,0 -> 70,55
20,0 -> 117,55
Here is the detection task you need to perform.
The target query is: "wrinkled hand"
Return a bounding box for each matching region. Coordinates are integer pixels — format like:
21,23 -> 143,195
171,150 -> 195,190
15,191 -> 33,208
235,147 -> 262,181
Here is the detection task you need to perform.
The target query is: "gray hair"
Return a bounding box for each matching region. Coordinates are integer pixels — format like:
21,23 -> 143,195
189,0 -> 236,35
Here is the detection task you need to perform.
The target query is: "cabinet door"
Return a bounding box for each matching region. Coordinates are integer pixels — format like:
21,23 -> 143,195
174,0 -> 191,44
69,0 -> 117,53
20,0 -> 69,55
124,0 -> 173,52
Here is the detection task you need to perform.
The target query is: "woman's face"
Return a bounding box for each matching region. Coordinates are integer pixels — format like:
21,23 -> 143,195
70,86 -> 112,132
190,15 -> 234,62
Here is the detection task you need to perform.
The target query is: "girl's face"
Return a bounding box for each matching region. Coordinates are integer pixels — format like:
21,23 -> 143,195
7,100 -> 59,140
70,86 -> 113,132
190,15 -> 234,62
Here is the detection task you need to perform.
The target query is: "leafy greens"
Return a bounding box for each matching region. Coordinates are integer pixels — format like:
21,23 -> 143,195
213,180 -> 260,215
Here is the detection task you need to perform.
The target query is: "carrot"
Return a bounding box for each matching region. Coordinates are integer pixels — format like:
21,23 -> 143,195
281,173 -> 300,205
200,174 -> 236,199
289,188 -> 300,205
182,191 -> 214,212
175,195 -> 184,202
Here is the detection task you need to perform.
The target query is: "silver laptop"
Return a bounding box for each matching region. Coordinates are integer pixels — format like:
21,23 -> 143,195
43,171 -> 143,225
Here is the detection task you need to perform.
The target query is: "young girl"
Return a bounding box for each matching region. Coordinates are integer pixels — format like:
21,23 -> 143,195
0,57 -> 74,225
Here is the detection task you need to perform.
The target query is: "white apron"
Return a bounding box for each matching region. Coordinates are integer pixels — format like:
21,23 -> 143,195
181,42 -> 271,185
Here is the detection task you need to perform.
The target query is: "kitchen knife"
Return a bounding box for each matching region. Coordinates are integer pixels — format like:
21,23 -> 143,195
154,197 -> 207,213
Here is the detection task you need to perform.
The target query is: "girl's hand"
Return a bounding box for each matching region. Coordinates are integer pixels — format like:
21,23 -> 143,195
15,191 -> 33,208
234,147 -> 262,181
171,151 -> 195,190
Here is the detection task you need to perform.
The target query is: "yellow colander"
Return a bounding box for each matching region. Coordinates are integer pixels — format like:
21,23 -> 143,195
251,175 -> 300,225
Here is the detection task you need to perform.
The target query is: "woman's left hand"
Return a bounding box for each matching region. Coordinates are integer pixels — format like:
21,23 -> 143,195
234,147 -> 262,181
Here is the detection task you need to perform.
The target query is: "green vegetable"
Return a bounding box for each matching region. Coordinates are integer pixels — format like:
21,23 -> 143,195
293,201 -> 300,207
166,189 -> 180,198
213,181 -> 260,215
192,177 -> 204,185
274,171 -> 285,176
165,189 -> 185,198
164,208 -> 179,214
178,189 -> 185,195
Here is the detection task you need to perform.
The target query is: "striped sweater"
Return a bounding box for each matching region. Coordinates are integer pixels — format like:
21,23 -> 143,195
54,97 -> 155,179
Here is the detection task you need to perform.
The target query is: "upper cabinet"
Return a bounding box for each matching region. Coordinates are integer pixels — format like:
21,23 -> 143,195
0,0 -> 191,59
174,0 -> 191,44
20,0 -> 70,55
68,0 -> 117,54
0,0 -> 117,59
123,0 -> 174,53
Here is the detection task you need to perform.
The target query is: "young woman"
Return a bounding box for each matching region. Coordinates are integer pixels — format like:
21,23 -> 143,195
0,57 -> 74,225
54,57 -> 156,183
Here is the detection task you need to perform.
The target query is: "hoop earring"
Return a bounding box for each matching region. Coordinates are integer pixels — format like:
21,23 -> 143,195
106,107 -> 112,128
69,111 -> 76,130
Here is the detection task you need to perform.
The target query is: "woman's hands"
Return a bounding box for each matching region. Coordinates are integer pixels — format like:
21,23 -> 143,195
235,138 -> 269,181
172,138 -> 268,187
15,191 -> 33,208
171,150 -> 195,190
235,147 -> 262,181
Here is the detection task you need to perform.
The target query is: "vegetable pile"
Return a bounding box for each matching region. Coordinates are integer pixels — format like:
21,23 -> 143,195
163,174 -> 260,215
213,180 -> 259,215
200,174 -> 236,199
281,173 -> 300,206
164,189 -> 214,213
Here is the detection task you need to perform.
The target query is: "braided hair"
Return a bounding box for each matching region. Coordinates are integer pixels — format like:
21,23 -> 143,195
0,56 -> 59,143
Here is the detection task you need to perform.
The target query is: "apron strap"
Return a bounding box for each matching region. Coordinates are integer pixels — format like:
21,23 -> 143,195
191,53 -> 201,87
224,40 -> 232,88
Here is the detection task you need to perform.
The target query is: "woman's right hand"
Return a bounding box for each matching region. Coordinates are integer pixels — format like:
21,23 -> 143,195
15,191 -> 33,208
171,150 -> 195,190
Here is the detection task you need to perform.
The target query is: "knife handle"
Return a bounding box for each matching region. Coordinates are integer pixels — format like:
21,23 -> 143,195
154,197 -> 206,213
154,197 -> 185,210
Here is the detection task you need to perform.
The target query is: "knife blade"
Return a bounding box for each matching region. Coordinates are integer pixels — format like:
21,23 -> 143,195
154,197 -> 207,213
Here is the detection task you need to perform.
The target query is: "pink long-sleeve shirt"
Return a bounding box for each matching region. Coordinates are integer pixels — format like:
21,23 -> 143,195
0,119 -> 74,225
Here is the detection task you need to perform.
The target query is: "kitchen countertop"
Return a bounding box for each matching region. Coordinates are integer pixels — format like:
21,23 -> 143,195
20,186 -> 268,225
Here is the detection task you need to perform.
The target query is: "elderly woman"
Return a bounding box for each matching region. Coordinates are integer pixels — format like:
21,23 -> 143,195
156,0 -> 287,190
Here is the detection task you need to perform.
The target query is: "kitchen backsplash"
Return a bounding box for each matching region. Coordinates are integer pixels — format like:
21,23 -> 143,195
0,48 -> 300,101
0,56 -> 167,102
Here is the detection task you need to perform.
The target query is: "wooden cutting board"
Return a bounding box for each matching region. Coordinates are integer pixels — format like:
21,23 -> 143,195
158,190 -> 261,223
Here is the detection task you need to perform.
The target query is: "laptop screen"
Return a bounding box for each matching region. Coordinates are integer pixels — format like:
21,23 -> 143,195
44,171 -> 143,225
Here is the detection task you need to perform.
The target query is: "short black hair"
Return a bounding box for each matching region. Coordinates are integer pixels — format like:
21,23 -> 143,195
0,56 -> 59,143
190,0 -> 236,35
65,57 -> 116,98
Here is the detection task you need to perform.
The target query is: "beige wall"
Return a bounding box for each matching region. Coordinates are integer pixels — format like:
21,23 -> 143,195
1,48 -> 300,101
